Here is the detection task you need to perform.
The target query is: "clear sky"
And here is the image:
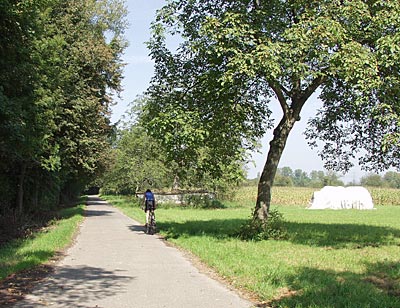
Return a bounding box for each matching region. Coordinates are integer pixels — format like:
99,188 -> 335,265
112,0 -> 365,183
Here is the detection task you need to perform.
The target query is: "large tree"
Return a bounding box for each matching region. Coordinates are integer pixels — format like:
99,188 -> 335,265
145,0 -> 400,223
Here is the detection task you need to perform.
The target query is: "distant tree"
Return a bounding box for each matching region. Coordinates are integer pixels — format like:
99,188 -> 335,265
280,167 -> 294,179
323,171 -> 344,186
309,171 -> 325,187
383,171 -> 400,188
360,174 -> 383,187
108,95 -> 247,194
101,125 -> 171,194
293,169 -> 311,187
275,167 -> 343,187
274,174 -> 293,187
244,177 -> 260,187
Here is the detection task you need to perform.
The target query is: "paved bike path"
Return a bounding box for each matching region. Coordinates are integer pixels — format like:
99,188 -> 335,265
13,196 -> 253,308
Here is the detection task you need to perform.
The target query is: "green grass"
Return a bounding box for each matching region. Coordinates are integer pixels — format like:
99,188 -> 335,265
103,193 -> 400,307
0,205 -> 84,280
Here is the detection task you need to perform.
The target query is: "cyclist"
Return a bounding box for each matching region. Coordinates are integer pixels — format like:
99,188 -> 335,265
143,189 -> 156,227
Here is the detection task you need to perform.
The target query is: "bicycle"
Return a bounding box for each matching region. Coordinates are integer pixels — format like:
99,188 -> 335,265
146,210 -> 156,235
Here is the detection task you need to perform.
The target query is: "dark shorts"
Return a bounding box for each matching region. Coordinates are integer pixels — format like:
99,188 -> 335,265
145,200 -> 155,211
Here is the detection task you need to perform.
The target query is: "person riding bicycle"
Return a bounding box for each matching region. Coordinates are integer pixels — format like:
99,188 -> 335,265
143,189 -> 156,227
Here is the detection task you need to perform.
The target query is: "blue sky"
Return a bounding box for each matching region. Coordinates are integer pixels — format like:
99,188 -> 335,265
112,0 -> 365,182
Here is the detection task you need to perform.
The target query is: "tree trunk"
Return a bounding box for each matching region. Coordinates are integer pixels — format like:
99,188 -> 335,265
253,74 -> 324,222
253,114 -> 297,222
33,176 -> 39,209
17,163 -> 27,216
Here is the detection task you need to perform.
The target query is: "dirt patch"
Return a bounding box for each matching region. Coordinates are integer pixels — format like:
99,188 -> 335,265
256,287 -> 301,307
364,275 -> 400,297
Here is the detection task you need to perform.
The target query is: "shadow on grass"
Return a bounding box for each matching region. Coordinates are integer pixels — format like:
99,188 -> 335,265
158,219 -> 400,248
264,260 -> 400,308
286,222 -> 400,248
158,219 -> 248,240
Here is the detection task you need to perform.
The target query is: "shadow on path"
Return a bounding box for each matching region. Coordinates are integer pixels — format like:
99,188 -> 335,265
85,195 -> 114,216
128,225 -> 146,233
19,266 -> 134,307
86,195 -> 109,206
84,209 -> 114,217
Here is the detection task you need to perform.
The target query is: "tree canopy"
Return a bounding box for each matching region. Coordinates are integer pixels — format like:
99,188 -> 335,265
145,0 -> 400,222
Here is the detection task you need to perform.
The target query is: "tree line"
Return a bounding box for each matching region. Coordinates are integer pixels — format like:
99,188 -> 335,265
360,172 -> 400,188
268,167 -> 344,188
247,168 -> 400,189
0,0 -> 126,224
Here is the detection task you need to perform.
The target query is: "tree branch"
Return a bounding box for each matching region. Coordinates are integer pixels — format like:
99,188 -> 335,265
268,80 -> 289,115
291,74 -> 327,119
304,74 -> 326,101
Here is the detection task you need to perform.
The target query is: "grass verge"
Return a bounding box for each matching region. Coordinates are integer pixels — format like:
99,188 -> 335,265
103,194 -> 400,307
0,204 -> 85,281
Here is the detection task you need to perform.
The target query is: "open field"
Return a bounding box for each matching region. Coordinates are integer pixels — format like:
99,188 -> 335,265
103,188 -> 400,307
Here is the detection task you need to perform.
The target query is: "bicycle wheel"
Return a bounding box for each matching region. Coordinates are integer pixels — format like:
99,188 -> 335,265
149,211 -> 156,235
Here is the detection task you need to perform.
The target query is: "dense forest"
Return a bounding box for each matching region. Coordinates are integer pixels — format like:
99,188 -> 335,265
0,0 -> 127,236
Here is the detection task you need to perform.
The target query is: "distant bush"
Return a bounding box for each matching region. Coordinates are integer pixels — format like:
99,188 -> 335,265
183,194 -> 225,209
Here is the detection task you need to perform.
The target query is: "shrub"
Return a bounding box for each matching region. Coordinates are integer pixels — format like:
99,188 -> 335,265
236,209 -> 288,241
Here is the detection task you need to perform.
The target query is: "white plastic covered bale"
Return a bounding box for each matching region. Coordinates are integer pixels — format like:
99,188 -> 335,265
308,186 -> 374,210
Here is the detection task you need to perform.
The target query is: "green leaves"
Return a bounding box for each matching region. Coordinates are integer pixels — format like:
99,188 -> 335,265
305,1 -> 400,173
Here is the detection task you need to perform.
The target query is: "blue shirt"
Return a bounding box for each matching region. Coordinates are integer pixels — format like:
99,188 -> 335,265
145,191 -> 154,201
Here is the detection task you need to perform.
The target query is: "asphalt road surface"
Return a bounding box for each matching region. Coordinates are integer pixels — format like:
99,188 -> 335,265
12,196 -> 253,308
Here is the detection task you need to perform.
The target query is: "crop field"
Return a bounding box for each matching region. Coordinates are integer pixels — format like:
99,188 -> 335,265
229,186 -> 400,207
104,186 -> 400,308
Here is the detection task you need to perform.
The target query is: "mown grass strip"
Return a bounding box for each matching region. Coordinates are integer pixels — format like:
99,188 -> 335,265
0,204 -> 85,280
103,193 -> 400,307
